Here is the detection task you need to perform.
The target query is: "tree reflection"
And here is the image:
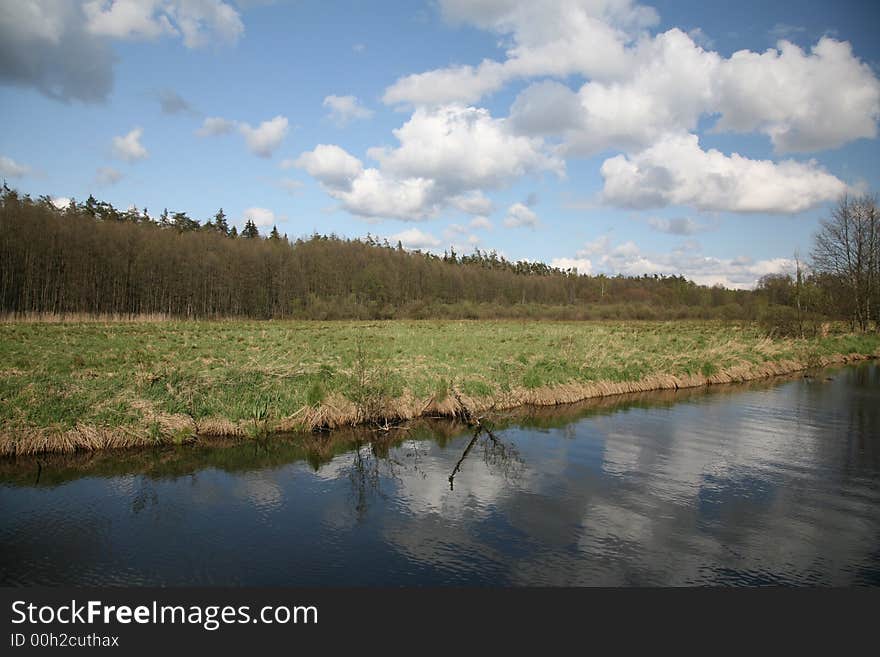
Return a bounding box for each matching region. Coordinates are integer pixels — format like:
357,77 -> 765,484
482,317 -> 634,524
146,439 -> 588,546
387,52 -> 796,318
347,433 -> 428,519
448,423 -> 523,490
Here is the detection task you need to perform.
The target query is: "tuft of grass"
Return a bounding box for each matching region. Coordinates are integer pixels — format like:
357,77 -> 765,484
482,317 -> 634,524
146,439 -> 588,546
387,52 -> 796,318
306,380 -> 326,407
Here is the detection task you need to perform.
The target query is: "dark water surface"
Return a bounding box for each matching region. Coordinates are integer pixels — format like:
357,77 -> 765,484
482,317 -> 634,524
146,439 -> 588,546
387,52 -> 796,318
2,364 -> 879,586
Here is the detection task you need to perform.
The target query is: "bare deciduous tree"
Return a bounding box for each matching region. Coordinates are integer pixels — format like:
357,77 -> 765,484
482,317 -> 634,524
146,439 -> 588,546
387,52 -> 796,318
812,194 -> 879,332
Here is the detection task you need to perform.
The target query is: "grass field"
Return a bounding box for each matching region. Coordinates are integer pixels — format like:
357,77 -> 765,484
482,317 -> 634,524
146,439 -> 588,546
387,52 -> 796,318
1,319 -> 878,455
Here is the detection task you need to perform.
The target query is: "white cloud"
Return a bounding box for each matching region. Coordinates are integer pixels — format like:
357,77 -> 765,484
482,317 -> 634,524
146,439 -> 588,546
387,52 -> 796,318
111,126 -> 148,161
0,1 -> 239,102
469,216 -> 493,230
368,104 -> 563,193
236,1 -> 879,224
334,169 -> 437,221
503,202 -> 538,228
714,37 -> 880,152
390,227 -> 441,250
450,191 -> 494,216
0,1 -> 113,102
508,28 -> 719,155
600,133 -> 847,213
383,60 -> 508,106
296,104 -> 560,221
0,155 -> 30,178
294,144 -> 364,190
384,0 -> 654,107
196,116 -> 236,137
51,196 -> 71,209
84,0 -> 176,41
242,206 -> 276,227
550,257 -> 593,274
295,145 -> 436,221
199,114 -> 291,158
387,2 -> 878,157
83,0 -> 243,48
95,166 -> 123,185
561,237 -> 794,288
238,115 -> 289,157
323,95 -> 373,127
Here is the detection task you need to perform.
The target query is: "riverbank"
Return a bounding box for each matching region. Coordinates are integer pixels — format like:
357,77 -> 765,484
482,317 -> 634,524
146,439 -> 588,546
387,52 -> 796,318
2,320 -> 878,456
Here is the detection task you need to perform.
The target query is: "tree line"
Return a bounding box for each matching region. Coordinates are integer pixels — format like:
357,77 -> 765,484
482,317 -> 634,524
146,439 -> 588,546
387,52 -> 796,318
0,184 -> 873,325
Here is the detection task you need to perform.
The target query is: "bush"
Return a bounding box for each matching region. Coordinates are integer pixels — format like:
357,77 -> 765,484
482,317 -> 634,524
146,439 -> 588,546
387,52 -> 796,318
759,305 -> 823,338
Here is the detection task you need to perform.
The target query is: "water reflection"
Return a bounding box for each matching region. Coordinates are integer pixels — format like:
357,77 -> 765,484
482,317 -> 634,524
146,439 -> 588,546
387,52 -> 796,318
1,364 -> 878,586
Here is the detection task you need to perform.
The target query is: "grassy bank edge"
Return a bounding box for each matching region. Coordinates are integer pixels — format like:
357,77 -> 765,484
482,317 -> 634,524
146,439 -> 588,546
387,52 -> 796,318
2,350 -> 875,457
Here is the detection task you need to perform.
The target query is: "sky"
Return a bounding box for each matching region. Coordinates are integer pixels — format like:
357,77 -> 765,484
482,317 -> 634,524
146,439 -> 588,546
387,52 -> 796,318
1,0 -> 879,289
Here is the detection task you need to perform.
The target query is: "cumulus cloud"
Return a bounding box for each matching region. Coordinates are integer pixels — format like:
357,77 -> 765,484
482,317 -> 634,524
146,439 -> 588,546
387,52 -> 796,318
383,60 -> 508,106
503,202 -> 538,228
387,1 -> 879,157
0,0 -> 114,102
368,105 -> 562,192
0,0 -> 243,103
385,0 -> 653,106
111,127 -> 148,162
600,133 -> 847,213
196,116 -> 236,137
83,0 -> 243,48
51,196 -> 71,209
510,29 -> 719,156
0,155 -> 30,178
390,227 -> 441,250
330,169 -> 437,222
95,166 -> 123,185
323,95 -> 373,127
238,115 -> 289,157
714,37 -> 880,152
295,105 -> 560,221
242,206 -> 276,227
294,144 -> 364,189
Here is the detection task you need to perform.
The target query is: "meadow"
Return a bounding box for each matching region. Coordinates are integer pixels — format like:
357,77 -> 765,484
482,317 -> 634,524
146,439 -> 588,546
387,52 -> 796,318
1,319 -> 878,455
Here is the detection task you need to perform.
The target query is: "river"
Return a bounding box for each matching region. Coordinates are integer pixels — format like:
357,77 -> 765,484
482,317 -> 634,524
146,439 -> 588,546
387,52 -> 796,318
2,363 -> 878,586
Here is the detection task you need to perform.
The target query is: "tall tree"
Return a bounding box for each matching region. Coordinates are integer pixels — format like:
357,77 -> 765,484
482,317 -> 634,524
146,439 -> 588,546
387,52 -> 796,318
812,194 -> 879,331
241,220 -> 259,239
214,208 -> 229,236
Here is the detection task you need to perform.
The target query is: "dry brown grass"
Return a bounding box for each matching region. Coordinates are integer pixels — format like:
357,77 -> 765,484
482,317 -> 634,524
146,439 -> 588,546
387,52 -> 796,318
2,319 -> 877,456
7,349 -> 869,457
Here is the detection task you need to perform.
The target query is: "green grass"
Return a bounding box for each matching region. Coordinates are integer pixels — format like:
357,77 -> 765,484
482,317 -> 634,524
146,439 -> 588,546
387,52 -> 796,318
1,319 -> 878,443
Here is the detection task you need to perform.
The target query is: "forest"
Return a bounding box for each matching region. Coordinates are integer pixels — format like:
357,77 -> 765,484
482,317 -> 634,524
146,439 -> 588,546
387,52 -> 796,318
0,184 -> 876,327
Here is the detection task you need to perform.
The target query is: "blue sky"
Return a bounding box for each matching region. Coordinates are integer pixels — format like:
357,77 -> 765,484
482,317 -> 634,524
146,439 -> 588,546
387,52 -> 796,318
1,0 -> 878,288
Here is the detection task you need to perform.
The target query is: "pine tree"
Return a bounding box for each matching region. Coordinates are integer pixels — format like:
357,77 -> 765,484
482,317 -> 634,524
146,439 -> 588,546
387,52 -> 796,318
172,211 -> 199,232
241,219 -> 259,239
214,208 -> 229,236
269,225 -> 280,240
229,225 -> 238,238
